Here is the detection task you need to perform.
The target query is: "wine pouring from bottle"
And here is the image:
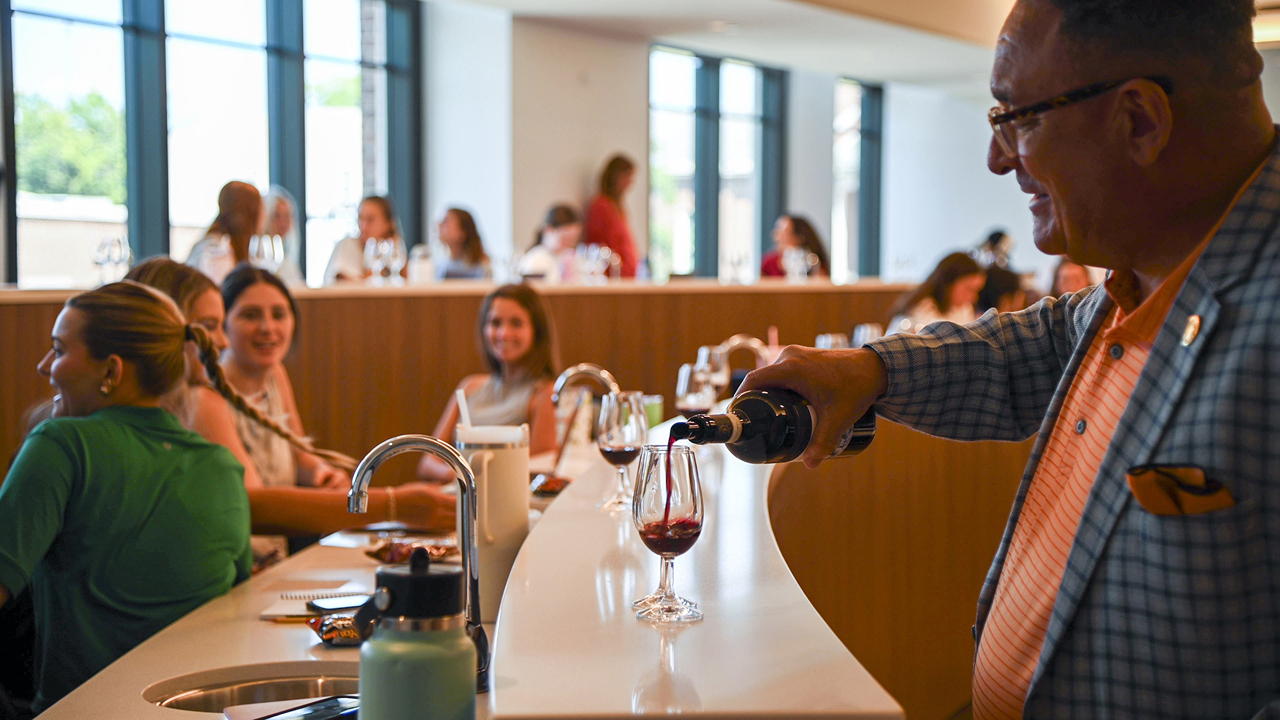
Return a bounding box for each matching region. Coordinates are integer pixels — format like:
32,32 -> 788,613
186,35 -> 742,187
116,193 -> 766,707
669,388 -> 875,464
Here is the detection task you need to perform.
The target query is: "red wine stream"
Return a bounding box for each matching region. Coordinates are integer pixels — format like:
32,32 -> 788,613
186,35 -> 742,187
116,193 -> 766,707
664,432 -> 678,524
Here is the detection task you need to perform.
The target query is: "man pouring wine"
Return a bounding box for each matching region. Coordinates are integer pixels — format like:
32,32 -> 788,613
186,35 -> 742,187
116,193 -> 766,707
741,0 -> 1280,717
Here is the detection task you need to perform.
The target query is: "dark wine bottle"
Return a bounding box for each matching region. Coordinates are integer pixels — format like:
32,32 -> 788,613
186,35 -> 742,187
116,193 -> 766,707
669,388 -> 876,464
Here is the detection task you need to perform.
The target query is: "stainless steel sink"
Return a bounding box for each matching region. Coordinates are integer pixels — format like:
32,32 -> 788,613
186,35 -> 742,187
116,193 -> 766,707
143,661 -> 358,713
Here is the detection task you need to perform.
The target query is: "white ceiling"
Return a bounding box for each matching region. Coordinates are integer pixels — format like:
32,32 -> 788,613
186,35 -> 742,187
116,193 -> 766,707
459,0 -> 1001,103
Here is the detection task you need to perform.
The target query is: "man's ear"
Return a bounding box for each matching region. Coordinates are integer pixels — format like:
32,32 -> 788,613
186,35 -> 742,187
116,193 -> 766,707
1117,78 -> 1173,167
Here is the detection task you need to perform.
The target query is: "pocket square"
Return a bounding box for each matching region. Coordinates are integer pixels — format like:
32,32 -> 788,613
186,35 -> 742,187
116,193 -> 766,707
1126,464 -> 1235,516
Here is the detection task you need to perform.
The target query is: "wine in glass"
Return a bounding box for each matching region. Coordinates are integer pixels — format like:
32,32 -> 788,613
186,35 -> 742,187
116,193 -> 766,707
632,444 -> 703,622
597,391 -> 649,513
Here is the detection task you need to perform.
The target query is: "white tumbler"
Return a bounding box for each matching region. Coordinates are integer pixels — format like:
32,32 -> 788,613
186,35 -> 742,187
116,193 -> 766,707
455,424 -> 530,623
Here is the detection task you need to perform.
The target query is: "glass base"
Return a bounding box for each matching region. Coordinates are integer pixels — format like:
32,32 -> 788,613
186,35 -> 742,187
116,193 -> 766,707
598,491 -> 632,513
631,592 -> 695,610
636,598 -> 702,623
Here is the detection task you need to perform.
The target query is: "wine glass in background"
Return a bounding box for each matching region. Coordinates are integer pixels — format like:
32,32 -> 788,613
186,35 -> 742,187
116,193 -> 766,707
364,238 -> 388,284
695,345 -> 730,400
632,444 -> 703,623
815,333 -> 850,350
597,391 -> 649,513
674,364 -> 716,419
852,323 -> 884,347
99,236 -> 131,283
385,239 -> 407,284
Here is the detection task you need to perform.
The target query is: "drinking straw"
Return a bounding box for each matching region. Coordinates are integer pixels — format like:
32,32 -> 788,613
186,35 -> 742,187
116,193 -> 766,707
455,388 -> 472,428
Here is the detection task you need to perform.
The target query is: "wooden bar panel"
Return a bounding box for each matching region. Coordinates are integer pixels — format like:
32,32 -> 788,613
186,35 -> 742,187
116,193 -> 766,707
2,281 -> 907,482
768,421 -> 1035,720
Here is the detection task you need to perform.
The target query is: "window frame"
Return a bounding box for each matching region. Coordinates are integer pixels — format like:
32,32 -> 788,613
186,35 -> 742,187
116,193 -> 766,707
651,45 -> 788,279
0,0 -> 423,284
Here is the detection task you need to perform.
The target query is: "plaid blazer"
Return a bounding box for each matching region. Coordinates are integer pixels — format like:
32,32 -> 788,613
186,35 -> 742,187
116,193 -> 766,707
868,146 -> 1280,718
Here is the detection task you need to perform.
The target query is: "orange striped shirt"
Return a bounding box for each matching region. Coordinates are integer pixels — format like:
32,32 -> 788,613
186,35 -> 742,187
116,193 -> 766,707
971,210 -> 1245,718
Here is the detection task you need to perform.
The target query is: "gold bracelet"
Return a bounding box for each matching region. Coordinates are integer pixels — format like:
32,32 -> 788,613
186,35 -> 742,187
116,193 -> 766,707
385,486 -> 397,523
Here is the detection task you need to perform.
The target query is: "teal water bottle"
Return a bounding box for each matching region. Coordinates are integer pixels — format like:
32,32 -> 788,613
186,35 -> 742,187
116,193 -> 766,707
357,548 -> 476,720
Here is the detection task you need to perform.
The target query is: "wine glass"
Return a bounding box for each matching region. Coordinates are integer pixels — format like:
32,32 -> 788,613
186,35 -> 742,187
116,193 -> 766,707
364,238 -> 388,284
385,239 -> 407,284
695,345 -> 730,399
597,391 -> 649,513
674,364 -> 716,419
632,444 -> 703,623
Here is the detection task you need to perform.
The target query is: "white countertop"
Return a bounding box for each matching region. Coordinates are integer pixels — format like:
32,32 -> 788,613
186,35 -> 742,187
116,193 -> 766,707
39,440 -> 902,719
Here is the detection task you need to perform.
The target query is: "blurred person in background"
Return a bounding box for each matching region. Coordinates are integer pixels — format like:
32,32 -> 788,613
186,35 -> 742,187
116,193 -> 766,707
259,185 -> 306,286
128,258 -> 454,568
978,264 -> 1031,313
1050,257 -> 1092,296
324,196 -> 406,285
976,228 -> 1013,268
186,180 -> 262,285
418,284 -> 558,483
584,154 -> 639,278
0,282 -> 251,712
519,204 -> 582,282
761,213 -> 831,278
887,252 -> 986,334
436,207 -> 492,280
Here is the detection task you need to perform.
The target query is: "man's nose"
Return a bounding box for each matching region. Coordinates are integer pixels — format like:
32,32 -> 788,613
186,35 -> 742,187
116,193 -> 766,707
988,135 -> 1018,176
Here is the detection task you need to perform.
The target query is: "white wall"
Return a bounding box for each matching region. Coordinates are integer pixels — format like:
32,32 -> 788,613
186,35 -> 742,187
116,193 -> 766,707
1260,48 -> 1280,119
786,68 -> 838,248
510,20 -> 650,257
425,0 -> 513,260
880,82 -> 1041,283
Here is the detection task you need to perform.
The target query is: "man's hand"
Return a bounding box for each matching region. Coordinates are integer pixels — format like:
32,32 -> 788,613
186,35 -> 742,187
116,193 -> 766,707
737,346 -> 889,468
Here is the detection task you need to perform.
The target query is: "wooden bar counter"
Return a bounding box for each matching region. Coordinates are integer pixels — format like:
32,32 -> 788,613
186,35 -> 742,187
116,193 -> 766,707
1,279 -> 908,485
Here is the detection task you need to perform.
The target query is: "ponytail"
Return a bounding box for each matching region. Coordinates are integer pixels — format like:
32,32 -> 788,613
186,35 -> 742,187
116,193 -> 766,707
185,323 -> 358,472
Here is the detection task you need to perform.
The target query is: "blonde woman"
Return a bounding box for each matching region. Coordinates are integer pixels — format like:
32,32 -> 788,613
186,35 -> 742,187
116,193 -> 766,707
0,281 -> 250,711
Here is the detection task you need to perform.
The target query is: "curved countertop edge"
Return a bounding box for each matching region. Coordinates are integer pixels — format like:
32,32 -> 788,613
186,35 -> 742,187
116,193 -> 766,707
37,439 -> 903,719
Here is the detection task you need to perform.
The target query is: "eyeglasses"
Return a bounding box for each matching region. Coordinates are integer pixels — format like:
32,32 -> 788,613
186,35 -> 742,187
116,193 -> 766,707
988,76 -> 1175,159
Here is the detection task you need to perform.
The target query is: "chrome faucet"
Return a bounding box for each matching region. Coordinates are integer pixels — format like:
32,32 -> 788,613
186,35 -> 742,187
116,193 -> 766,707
551,363 -> 621,404
348,435 -> 490,692
718,334 -> 771,367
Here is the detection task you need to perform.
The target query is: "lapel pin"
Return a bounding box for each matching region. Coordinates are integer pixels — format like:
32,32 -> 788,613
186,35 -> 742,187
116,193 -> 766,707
1181,315 -> 1201,347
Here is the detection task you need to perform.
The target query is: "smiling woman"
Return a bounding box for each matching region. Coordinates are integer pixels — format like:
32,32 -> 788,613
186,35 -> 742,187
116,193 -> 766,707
418,283 -> 559,483
0,281 -> 252,713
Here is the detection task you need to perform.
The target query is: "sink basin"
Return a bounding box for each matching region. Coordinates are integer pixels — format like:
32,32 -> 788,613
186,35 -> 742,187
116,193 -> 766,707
143,661 -> 358,713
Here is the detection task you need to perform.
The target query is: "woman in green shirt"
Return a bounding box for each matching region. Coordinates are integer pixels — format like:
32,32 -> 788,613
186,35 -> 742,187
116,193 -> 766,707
0,282 -> 256,713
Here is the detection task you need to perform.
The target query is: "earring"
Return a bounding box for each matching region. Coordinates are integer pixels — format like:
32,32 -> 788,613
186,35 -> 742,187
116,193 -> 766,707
99,380 -> 113,396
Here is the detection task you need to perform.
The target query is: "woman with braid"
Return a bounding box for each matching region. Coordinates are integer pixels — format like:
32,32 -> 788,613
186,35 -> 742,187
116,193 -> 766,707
0,281 -> 252,712
126,259 -> 454,561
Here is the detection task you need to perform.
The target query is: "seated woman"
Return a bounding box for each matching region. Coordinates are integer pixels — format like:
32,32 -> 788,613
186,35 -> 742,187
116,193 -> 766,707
260,185 -> 306,286
324,196 -> 407,285
418,284 -> 558,483
0,281 -> 252,713
186,180 -> 262,285
518,204 -> 583,282
977,265 -> 1030,314
436,207 -> 491,280
126,259 -> 456,549
887,252 -> 986,335
761,214 -> 831,278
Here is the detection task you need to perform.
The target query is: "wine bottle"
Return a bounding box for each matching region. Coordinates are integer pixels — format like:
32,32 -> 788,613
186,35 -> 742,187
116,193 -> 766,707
669,388 -> 875,464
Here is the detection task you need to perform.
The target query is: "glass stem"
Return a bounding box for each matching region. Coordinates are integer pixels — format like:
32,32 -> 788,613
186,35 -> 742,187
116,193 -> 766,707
617,466 -> 630,499
658,556 -> 676,602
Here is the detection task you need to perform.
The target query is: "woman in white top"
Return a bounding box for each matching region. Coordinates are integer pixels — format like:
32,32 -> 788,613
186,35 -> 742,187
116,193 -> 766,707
519,204 -> 583,282
887,252 -> 986,335
259,185 -> 306,286
127,258 -> 457,568
324,196 -> 407,284
185,181 -> 261,285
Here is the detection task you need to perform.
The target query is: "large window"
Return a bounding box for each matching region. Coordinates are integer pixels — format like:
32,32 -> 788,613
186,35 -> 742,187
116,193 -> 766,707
648,46 -> 784,281
648,48 -> 697,279
12,3 -> 127,288
2,0 -> 421,287
831,79 -> 862,283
